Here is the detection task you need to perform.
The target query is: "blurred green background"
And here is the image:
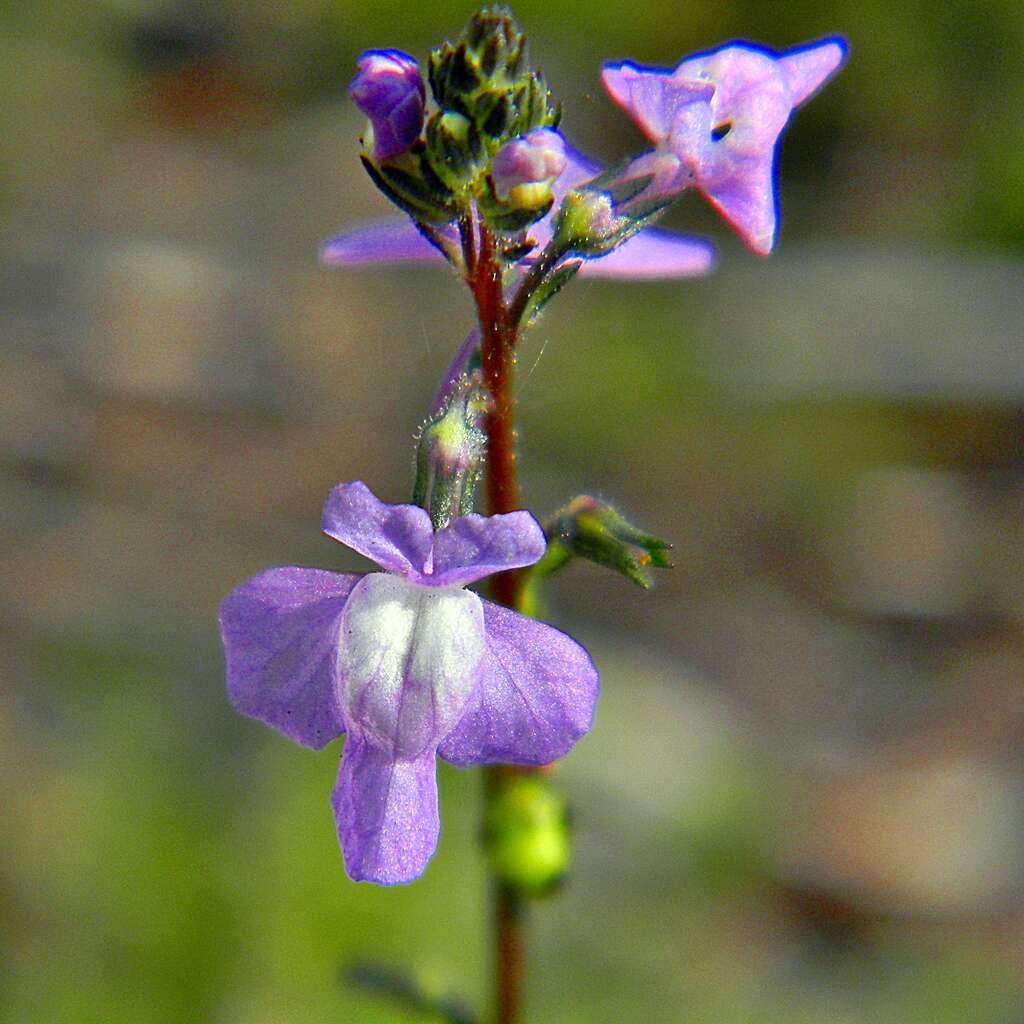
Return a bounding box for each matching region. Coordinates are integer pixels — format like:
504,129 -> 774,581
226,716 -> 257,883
3,1 -> 1023,1021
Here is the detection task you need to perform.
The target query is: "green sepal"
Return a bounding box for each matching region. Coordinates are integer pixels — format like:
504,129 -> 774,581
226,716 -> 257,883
607,173 -> 655,207
428,6 -> 556,153
477,178 -> 553,234
412,378 -> 489,530
424,110 -> 485,191
360,153 -> 460,225
538,495 -> 674,589
521,259 -> 581,324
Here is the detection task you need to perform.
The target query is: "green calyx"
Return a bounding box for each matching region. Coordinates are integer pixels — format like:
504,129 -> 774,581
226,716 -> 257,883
413,380 -> 489,530
539,495 -> 674,588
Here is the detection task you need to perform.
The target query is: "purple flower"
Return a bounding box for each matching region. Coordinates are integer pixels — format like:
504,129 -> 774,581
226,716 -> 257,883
219,481 -> 599,885
491,128 -> 568,204
603,38 -> 847,254
350,49 -> 426,162
321,143 -> 716,280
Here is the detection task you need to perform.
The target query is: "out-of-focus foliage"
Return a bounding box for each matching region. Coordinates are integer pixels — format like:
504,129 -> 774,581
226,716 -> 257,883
2,1 -> 1023,1021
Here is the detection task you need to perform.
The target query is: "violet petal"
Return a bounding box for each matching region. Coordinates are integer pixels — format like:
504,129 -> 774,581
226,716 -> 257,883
219,567 -> 357,749
582,227 -> 716,279
332,737 -> 440,884
427,512 -> 547,588
778,38 -> 848,107
438,601 -> 599,767
322,481 -> 434,578
319,221 -> 449,267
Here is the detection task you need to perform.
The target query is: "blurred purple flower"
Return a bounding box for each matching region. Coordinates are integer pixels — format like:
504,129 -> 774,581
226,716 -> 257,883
603,38 -> 847,254
350,49 -> 425,162
491,127 -> 567,203
219,481 -> 599,885
321,143 -> 716,280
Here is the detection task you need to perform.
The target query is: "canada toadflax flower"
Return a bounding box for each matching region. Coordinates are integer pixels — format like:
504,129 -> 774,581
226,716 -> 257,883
219,481 -> 599,885
602,38 -> 847,255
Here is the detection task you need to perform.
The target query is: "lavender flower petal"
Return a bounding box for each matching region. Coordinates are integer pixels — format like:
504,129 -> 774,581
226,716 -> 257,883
603,39 -> 846,256
582,228 -> 716,279
601,64 -> 713,142
427,512 -> 547,588
332,738 -> 440,884
322,481 -> 434,578
438,601 -> 599,767
219,567 -> 357,749
431,327 -> 481,413
319,221 -> 450,267
350,49 -> 425,162
777,38 -> 848,106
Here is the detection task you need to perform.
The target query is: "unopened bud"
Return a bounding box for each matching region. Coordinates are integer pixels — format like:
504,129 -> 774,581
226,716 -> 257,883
548,495 -> 672,588
483,776 -> 571,897
412,379 -> 488,530
425,110 -> 485,190
550,189 -> 622,256
351,50 -> 425,162
491,127 -> 567,206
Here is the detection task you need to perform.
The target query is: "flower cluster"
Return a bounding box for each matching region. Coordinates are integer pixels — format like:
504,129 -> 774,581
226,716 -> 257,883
325,26 -> 845,280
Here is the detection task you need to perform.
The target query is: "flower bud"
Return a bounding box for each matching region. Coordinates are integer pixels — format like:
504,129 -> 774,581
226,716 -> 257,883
425,110 -> 485,190
550,188 -> 621,255
483,776 -> 571,897
412,378 -> 488,530
546,495 -> 673,588
350,49 -> 425,162
491,127 -> 567,207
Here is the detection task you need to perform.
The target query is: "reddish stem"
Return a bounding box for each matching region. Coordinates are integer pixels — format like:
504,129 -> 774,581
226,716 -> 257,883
471,217 -> 530,1024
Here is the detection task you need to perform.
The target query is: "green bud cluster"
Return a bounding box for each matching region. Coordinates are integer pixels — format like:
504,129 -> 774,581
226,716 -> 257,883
428,7 -> 557,154
412,380 -> 489,530
483,775 -> 571,897
363,7 -> 561,236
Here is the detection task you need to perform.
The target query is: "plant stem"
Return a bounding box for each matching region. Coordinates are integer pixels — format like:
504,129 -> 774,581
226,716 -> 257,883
470,215 -> 529,1024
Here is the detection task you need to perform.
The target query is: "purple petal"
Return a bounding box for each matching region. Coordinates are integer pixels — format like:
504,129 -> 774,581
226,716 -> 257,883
583,227 -> 716,279
697,157 -> 777,256
350,50 -> 425,162
778,38 -> 847,107
331,738 -> 439,884
428,512 -> 547,588
322,481 -> 433,578
438,601 -> 599,767
219,567 -> 357,749
601,63 -> 713,143
319,221 -> 450,267
431,327 -> 481,413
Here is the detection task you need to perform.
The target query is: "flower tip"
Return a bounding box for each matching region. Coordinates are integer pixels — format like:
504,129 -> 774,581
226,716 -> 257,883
779,36 -> 849,107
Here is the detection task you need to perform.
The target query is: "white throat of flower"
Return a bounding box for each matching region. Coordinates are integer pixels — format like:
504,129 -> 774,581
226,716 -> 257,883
336,573 -> 485,759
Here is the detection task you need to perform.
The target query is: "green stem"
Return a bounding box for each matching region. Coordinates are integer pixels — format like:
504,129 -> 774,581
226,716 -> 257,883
505,242 -> 570,333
